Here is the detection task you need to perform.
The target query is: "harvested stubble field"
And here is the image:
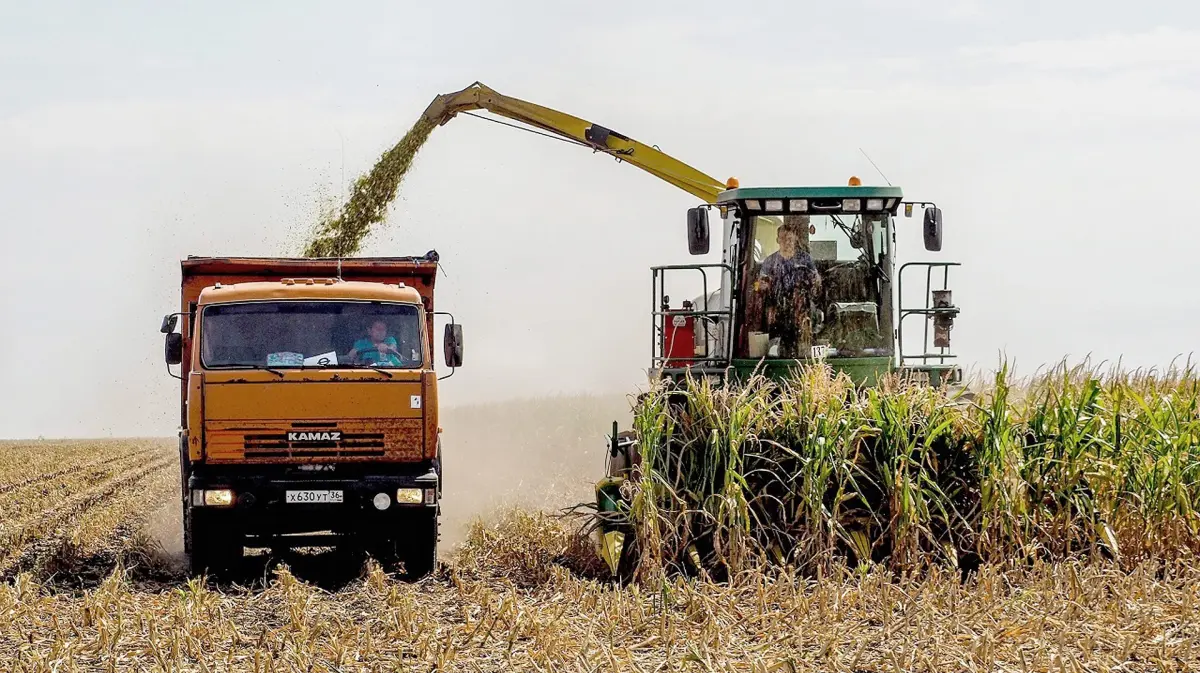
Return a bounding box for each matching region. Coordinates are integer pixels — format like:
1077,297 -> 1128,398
0,439 -> 178,586
3,389 -> 1200,671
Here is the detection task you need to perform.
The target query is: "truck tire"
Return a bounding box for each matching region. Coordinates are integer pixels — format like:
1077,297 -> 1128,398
369,512 -> 438,578
186,507 -> 242,577
400,511 -> 438,579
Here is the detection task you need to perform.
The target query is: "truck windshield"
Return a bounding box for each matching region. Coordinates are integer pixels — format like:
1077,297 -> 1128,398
201,301 -> 424,369
743,213 -> 892,359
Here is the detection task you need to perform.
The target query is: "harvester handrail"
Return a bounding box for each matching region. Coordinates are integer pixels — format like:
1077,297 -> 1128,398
651,263 -> 735,369
898,261 -> 961,366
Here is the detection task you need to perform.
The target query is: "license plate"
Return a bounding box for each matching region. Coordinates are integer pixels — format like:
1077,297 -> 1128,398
286,490 -> 343,504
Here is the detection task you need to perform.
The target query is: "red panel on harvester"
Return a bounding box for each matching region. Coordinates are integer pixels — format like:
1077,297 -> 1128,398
663,311 -> 695,367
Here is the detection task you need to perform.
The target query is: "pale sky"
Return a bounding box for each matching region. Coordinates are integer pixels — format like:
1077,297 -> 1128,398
2,1 -> 1198,437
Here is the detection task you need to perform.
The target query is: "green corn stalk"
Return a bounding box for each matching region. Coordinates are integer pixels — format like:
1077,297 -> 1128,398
616,360 -> 1200,581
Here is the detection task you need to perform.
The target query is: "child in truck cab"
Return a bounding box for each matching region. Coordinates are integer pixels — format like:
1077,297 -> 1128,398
348,319 -> 411,367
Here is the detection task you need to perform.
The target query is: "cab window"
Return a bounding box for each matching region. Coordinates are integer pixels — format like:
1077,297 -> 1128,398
742,213 -> 891,358
201,301 -> 424,369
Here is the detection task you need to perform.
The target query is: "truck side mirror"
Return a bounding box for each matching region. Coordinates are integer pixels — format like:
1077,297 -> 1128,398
687,207 -> 710,255
165,332 -> 183,365
443,324 -> 463,368
923,207 -> 943,252
160,313 -> 178,334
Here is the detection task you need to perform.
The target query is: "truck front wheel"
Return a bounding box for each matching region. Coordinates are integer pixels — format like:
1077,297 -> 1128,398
185,507 -> 242,577
400,512 -> 438,578
369,512 -> 438,579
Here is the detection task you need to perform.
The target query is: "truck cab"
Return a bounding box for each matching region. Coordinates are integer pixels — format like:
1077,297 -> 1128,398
161,253 -> 462,577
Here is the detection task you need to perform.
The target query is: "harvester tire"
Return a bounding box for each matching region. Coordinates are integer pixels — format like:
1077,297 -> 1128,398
616,532 -> 640,584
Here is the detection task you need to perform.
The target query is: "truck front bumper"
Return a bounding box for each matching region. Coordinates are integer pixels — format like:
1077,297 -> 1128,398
187,467 -> 439,536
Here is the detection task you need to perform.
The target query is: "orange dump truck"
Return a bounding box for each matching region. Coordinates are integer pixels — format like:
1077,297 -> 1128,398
160,252 -> 462,577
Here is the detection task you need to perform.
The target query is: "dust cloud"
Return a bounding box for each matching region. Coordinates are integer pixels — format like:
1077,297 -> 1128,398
437,394 -> 631,547
146,499 -> 185,567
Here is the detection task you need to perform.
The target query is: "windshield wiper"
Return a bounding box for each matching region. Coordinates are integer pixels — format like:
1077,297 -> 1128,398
278,362 -> 396,379
829,214 -> 858,244
358,364 -> 393,378
829,213 -> 889,281
220,364 -> 286,377
330,363 -> 393,378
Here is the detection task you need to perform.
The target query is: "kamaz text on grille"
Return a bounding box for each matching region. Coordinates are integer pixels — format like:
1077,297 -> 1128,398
288,431 -> 342,442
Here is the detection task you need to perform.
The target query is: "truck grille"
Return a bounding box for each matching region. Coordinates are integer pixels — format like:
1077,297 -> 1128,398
243,423 -> 385,458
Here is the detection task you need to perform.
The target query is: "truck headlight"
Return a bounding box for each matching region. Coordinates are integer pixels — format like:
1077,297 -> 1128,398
396,488 -> 423,504
204,489 -> 234,507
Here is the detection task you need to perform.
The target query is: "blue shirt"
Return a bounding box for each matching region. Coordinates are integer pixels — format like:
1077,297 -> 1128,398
760,251 -> 819,301
352,337 -> 402,366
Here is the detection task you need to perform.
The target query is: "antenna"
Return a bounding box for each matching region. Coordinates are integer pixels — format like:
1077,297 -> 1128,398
859,148 -> 892,186
336,257 -> 343,281
336,129 -> 346,193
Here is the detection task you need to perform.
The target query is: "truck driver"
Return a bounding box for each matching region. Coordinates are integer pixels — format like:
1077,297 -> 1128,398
348,319 -> 410,367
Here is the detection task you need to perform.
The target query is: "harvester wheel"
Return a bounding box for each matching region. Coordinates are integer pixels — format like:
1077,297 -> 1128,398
615,532 -> 640,584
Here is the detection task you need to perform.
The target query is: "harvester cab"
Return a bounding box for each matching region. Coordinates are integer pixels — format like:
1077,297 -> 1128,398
655,178 -> 961,388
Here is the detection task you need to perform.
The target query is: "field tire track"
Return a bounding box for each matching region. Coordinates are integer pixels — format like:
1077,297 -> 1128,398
6,463 -> 181,587
0,448 -> 167,523
0,448 -> 153,496
0,454 -> 175,576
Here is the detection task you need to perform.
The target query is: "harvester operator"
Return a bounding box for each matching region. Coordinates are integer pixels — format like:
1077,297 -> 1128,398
756,215 -> 822,357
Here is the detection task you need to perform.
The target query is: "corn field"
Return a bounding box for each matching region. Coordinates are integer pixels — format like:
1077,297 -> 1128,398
3,378 -> 1200,671
620,362 -> 1200,580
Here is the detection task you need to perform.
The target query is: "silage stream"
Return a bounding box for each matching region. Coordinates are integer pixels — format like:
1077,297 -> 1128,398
303,116 -> 436,257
